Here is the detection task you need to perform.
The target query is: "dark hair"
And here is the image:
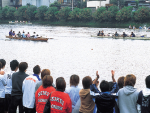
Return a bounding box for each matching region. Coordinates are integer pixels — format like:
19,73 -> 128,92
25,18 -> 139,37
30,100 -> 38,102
19,62 -> 28,72
0,62 -> 2,70
0,59 -> 6,68
108,81 -> 114,91
33,65 -> 41,74
82,76 -> 92,89
10,60 -> 19,71
100,80 -> 110,92
124,74 -> 136,86
117,76 -> 125,89
42,75 -> 53,88
56,77 -> 66,92
145,75 -> 150,88
70,74 -> 79,86
41,69 -> 50,79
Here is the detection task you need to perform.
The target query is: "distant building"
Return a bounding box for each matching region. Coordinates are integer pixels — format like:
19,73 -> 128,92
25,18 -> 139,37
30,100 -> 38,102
22,0 -> 56,7
1,0 -> 22,7
87,0 -> 110,9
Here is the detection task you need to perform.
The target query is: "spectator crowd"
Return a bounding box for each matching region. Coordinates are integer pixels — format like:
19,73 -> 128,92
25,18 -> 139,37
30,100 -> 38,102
0,59 -> 150,113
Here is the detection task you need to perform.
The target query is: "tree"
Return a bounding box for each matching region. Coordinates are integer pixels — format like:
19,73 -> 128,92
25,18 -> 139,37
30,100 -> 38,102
78,8 -> 92,21
7,7 -> 16,20
50,1 -> 61,10
58,7 -> 71,21
45,7 -> 58,21
69,8 -> 80,21
93,7 -> 106,21
2,6 -> 9,19
24,5 -> 37,20
35,6 -> 48,20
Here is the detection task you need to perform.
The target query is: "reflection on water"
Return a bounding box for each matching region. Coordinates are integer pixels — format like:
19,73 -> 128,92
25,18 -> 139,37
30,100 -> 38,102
0,24 -> 150,90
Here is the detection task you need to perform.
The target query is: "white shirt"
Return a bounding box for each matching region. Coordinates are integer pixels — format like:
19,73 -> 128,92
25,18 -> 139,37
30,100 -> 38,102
5,71 -> 15,94
22,75 -> 39,108
0,74 -> 7,98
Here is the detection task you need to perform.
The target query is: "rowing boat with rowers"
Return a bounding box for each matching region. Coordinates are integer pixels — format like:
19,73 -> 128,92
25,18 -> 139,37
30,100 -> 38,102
91,35 -> 150,40
6,36 -> 49,42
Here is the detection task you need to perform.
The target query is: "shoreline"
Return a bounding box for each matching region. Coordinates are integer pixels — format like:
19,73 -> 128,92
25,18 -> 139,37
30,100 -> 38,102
1,20 -> 150,28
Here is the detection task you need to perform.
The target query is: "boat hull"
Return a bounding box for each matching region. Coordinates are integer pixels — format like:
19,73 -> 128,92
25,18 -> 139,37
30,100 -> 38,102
6,36 -> 48,42
91,35 -> 150,40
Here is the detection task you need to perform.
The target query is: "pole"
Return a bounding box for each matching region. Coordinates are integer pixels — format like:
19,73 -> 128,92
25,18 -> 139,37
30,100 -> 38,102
72,0 -> 73,11
100,0 -> 101,7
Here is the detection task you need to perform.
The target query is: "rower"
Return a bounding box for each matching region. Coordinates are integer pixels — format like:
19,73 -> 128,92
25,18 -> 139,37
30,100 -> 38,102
122,32 -> 127,37
130,32 -> 135,37
139,26 -> 142,29
97,31 -> 101,36
114,32 -> 119,37
12,31 -> 16,37
34,35 -> 39,39
31,32 -> 36,38
101,31 -> 104,36
9,29 -> 13,36
133,25 -> 136,29
26,32 -> 30,38
129,25 -> 132,29
17,31 -> 21,37
22,32 -> 26,38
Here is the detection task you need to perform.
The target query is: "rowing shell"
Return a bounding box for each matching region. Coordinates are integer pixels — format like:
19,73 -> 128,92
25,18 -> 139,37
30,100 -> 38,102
91,35 -> 150,40
6,36 -> 48,42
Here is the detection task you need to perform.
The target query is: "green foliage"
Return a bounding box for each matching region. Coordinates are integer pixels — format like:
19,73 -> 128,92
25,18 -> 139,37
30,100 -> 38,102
17,6 -> 27,20
68,8 -> 80,21
35,6 -> 48,20
58,7 -> 71,21
93,7 -> 106,21
108,5 -> 118,21
100,10 -> 113,22
7,7 -> 16,20
77,1 -> 87,8
110,0 -> 124,8
14,10 -> 19,19
133,6 -> 150,22
45,7 -> 58,21
50,1 -> 61,10
24,5 -> 37,20
116,6 -> 133,22
2,6 -> 9,19
0,8 -> 2,19
78,8 -> 92,21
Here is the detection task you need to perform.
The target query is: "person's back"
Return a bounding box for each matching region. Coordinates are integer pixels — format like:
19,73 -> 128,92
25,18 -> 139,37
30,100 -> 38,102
9,62 -> 29,113
65,74 -> 81,110
118,74 -> 139,113
35,75 -> 56,113
79,76 -> 95,113
137,75 -> 150,113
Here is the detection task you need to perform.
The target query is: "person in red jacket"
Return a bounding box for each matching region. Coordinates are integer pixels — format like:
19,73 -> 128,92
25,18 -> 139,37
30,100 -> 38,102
44,77 -> 72,113
35,75 -> 56,113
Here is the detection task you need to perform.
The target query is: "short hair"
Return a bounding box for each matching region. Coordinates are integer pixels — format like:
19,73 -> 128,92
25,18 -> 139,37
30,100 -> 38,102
0,59 -> 6,68
19,62 -> 28,72
70,74 -> 79,86
33,65 -> 41,74
0,62 -> 2,70
124,74 -> 136,86
108,81 -> 113,91
10,60 -> 19,71
41,69 -> 50,79
56,77 -> 66,92
117,76 -> 125,89
82,76 -> 92,89
100,80 -> 110,92
145,75 -> 150,88
42,75 -> 53,88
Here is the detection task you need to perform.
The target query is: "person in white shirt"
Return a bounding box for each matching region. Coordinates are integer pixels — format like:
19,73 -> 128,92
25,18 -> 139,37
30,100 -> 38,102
0,62 -> 7,113
4,60 -> 19,113
22,65 -> 41,113
0,59 -> 6,75
65,74 -> 81,111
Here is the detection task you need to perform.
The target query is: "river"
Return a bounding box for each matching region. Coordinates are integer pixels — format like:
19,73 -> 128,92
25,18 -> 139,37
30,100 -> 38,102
0,24 -> 150,90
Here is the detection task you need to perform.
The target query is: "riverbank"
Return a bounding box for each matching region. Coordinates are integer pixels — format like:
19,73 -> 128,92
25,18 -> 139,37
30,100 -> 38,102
1,20 -> 150,28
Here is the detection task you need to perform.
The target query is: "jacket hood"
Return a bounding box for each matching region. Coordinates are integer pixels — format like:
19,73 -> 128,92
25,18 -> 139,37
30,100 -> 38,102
79,89 -> 90,99
143,88 -> 150,97
123,86 -> 137,95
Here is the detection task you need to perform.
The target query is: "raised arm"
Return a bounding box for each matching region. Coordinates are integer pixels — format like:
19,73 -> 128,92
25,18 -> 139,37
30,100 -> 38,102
110,70 -> 119,93
111,70 -> 116,83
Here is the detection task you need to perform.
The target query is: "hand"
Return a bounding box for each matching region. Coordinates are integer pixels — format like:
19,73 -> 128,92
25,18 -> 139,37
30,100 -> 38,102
111,70 -> 115,78
0,71 -> 5,75
96,71 -> 99,79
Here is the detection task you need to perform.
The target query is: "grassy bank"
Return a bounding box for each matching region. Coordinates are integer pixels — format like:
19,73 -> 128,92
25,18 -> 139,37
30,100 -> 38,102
1,20 -> 150,28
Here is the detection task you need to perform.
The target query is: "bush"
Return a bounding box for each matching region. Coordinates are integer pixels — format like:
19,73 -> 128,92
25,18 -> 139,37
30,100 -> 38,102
35,6 -> 48,20
133,6 -> 150,22
7,7 -> 16,20
78,8 -> 92,21
108,5 -> 118,21
45,7 -> 58,21
17,6 -> 27,20
69,8 -> 80,21
100,10 -> 113,22
50,1 -> 61,10
0,8 -> 2,19
58,7 -> 71,21
116,6 -> 133,22
93,7 -> 106,21
2,6 -> 9,19
24,5 -> 37,20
